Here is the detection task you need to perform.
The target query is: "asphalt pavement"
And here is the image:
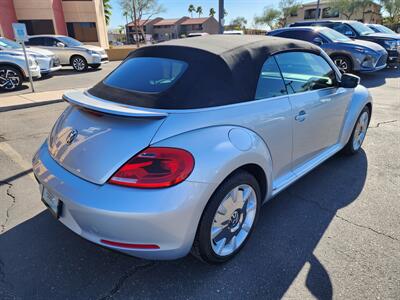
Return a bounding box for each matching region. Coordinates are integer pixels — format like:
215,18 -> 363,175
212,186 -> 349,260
0,61 -> 121,97
0,68 -> 399,299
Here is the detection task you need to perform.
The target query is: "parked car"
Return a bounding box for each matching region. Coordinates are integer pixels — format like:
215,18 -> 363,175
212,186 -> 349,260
0,37 -> 61,76
268,27 -> 388,73
366,24 -> 399,36
26,35 -> 109,72
223,30 -> 244,35
187,32 -> 209,38
33,35 -> 372,263
289,20 -> 400,65
0,51 -> 41,91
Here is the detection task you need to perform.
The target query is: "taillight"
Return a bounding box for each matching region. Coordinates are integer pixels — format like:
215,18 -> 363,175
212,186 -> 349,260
109,147 -> 194,188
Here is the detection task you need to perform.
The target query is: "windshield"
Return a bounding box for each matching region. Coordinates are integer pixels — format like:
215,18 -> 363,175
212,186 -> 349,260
374,24 -> 396,34
0,37 -> 21,50
104,57 -> 188,93
57,36 -> 83,47
320,28 -> 351,42
350,22 -> 375,35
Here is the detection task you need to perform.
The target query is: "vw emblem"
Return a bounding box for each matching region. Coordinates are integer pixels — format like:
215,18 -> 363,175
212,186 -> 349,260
66,129 -> 78,145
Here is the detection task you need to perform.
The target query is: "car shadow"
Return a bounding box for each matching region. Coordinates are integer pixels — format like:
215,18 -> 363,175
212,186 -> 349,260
0,84 -> 29,94
0,150 -> 368,299
359,66 -> 400,88
48,67 -> 103,77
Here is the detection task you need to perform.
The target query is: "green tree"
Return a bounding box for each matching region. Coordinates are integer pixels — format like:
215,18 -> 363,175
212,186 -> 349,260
254,7 -> 281,29
279,0 -> 301,26
379,0 -> 400,26
119,0 -> 165,47
230,17 -> 248,30
224,9 -> 228,17
329,0 -> 359,19
209,7 -> 216,17
196,6 -> 203,17
188,4 -> 195,18
103,0 -> 112,26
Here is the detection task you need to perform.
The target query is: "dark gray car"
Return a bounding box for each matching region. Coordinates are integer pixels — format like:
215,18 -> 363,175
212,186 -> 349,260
268,27 -> 388,73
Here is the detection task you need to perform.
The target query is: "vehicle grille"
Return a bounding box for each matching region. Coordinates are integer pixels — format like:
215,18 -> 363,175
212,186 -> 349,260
376,53 -> 388,67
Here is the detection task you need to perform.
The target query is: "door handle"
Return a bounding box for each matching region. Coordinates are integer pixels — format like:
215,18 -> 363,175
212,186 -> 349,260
295,110 -> 307,122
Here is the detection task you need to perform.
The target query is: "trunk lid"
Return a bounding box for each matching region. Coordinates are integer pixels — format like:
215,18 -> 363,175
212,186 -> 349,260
48,91 -> 167,185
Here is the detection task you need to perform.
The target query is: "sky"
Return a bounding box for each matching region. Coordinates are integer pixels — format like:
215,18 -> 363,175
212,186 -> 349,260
108,0 -> 291,29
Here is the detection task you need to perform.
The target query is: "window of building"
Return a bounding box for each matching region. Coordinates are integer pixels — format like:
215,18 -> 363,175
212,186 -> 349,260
274,52 -> 336,94
67,22 -> 98,42
255,57 -> 287,99
19,20 -> 55,35
322,7 -> 339,18
304,9 -> 317,20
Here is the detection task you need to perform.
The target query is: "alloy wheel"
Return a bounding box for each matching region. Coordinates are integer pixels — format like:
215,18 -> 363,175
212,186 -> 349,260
0,69 -> 20,90
353,111 -> 369,150
334,58 -> 349,73
72,57 -> 87,71
210,184 -> 257,257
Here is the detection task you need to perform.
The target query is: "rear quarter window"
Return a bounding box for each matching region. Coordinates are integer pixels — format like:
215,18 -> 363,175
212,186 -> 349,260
103,57 -> 188,93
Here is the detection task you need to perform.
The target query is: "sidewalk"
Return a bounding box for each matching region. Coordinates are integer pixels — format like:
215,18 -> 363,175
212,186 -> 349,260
0,88 -> 84,112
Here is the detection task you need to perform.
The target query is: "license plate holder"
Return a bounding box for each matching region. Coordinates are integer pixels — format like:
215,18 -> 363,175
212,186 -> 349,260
41,186 -> 63,219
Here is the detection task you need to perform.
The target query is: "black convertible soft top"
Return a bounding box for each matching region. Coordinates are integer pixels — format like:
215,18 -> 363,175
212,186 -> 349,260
88,35 -> 321,109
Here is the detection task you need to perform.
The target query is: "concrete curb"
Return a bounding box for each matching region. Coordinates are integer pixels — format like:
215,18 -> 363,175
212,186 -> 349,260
0,88 -> 85,113
0,99 -> 63,112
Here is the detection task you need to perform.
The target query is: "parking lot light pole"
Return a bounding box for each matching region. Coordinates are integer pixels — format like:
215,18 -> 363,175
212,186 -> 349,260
219,0 -> 224,34
315,0 -> 321,20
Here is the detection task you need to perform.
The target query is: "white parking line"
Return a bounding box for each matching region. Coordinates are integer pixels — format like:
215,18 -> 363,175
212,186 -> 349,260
0,142 -> 35,181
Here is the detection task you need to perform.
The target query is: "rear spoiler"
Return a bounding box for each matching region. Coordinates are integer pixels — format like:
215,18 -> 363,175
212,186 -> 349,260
63,90 -> 168,119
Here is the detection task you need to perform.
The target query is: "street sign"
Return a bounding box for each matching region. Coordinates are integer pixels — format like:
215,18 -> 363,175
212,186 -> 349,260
12,23 -> 34,92
12,23 -> 28,42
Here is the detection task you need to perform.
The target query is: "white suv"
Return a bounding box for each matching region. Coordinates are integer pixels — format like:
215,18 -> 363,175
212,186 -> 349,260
26,35 -> 109,71
0,37 -> 61,76
0,52 -> 41,91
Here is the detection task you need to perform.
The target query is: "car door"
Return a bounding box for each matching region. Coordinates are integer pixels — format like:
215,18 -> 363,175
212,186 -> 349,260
274,51 -> 352,170
41,37 -> 70,65
252,56 -> 294,187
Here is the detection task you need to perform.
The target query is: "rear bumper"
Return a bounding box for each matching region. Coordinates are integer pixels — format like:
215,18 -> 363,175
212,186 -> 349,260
32,142 -> 211,260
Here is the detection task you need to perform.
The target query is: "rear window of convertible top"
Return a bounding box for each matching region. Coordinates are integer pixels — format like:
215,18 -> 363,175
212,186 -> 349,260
103,57 -> 188,93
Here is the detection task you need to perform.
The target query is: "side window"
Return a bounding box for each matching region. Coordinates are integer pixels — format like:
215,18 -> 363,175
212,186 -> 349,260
43,37 -> 58,47
274,51 -> 337,94
329,23 -> 355,37
255,57 -> 287,100
26,37 -> 44,46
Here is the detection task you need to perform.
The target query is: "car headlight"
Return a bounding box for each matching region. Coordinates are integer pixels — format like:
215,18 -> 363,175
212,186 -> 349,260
28,57 -> 38,67
86,49 -> 100,56
384,40 -> 397,50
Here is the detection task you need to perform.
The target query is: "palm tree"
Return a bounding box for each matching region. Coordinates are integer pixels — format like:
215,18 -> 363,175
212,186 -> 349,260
188,4 -> 195,18
103,0 -> 112,26
196,6 -> 203,18
209,8 -> 216,17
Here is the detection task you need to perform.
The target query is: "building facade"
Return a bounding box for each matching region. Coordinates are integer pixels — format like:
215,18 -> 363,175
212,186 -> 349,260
127,17 -> 219,42
0,0 -> 108,48
286,0 -> 382,25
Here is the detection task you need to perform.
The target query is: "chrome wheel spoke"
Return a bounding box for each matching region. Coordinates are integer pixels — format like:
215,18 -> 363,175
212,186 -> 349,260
211,184 -> 257,256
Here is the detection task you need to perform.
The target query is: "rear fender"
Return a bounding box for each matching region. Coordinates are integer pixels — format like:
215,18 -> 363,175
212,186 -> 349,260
152,125 -> 273,203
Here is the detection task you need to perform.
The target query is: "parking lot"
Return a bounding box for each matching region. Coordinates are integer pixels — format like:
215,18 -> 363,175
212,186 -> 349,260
0,67 -> 399,299
0,61 -> 121,97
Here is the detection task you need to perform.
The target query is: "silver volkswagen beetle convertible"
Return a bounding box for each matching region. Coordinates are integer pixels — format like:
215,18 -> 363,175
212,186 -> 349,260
33,35 -> 372,263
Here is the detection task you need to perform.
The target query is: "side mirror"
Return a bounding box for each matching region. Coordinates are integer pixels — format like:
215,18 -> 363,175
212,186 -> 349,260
56,42 -> 65,48
313,37 -> 323,45
339,73 -> 360,88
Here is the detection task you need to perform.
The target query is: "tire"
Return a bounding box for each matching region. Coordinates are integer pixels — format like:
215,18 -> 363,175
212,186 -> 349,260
90,64 -> 101,69
71,56 -> 88,72
332,55 -> 353,73
343,106 -> 370,155
192,170 -> 261,264
0,66 -> 23,91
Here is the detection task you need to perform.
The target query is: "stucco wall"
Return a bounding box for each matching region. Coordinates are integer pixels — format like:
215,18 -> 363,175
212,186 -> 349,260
0,0 -> 18,38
